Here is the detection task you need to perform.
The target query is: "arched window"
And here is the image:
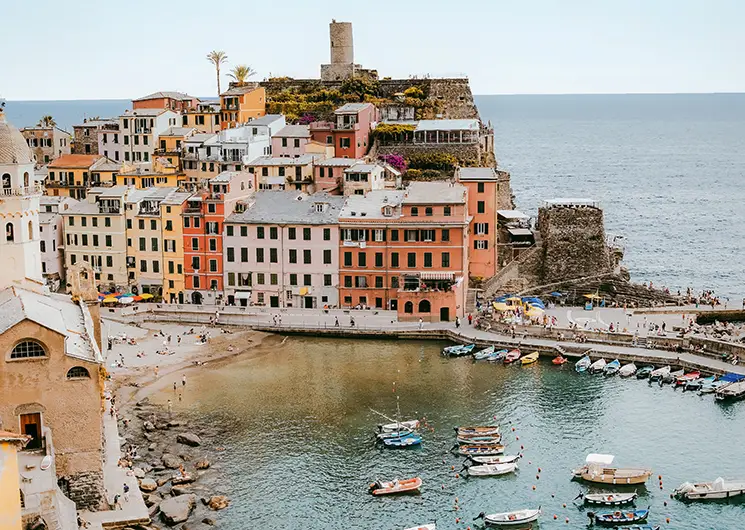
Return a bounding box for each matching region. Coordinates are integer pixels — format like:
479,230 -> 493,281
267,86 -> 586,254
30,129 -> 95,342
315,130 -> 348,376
66,366 -> 90,379
23,172 -> 30,188
404,301 -> 413,314
6,222 -> 14,242
418,300 -> 431,313
410,207 -> 418,217
1,173 -> 10,189
10,340 -> 46,359
425,207 -> 433,217
27,221 -> 33,240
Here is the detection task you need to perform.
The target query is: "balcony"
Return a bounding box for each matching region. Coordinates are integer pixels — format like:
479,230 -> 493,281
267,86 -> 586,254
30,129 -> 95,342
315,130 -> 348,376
336,121 -> 360,131
134,127 -> 152,134
138,207 -> 161,216
154,147 -> 182,156
98,206 -> 121,214
1,183 -> 44,197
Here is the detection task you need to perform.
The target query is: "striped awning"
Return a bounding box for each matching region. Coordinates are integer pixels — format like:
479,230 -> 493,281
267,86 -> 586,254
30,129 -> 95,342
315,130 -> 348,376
420,272 -> 454,280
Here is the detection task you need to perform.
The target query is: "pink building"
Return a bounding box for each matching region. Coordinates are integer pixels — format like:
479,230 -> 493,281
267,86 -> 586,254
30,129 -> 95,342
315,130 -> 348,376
271,125 -> 312,157
313,158 -> 360,193
310,103 -> 377,159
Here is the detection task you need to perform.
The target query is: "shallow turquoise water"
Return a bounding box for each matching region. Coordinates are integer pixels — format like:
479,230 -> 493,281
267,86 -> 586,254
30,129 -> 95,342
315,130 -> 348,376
172,337 -> 745,530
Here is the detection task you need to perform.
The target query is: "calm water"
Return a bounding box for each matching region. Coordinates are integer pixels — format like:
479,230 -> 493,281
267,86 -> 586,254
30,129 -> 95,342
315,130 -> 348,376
6,94 -> 745,297
164,337 -> 745,530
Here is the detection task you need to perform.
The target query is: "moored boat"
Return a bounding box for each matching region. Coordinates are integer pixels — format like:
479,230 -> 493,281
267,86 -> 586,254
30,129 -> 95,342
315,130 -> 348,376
636,365 -> 654,379
589,358 -> 607,374
503,350 -> 521,364
674,370 -> 701,387
456,444 -> 505,456
520,351 -> 539,365
442,343 -> 475,357
572,454 -> 652,485
674,477 -> 745,500
685,375 -> 715,391
469,454 -> 521,465
403,525 -> 435,530
473,346 -> 496,360
715,380 -> 745,402
369,477 -> 422,495
474,507 -> 541,526
457,434 -> 502,445
487,349 -> 508,362
589,508 -> 649,526
576,355 -> 592,373
381,432 -> 422,448
661,369 -> 684,385
619,363 -> 637,377
456,425 -> 500,436
604,359 -> 621,376
577,491 -> 638,506
379,419 -> 420,433
553,355 -> 568,365
462,461 -> 517,477
649,365 -> 670,382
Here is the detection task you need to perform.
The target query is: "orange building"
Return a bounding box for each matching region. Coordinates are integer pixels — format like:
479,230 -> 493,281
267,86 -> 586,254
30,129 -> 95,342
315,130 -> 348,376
132,91 -> 199,111
220,85 -> 266,129
338,182 -> 469,321
456,167 -> 500,279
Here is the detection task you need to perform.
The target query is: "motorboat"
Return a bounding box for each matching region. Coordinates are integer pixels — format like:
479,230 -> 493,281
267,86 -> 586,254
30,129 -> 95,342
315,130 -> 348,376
377,430 -> 414,440
699,380 -> 726,394
604,359 -> 621,376
715,380 -> 745,402
403,525 -> 435,530
552,355 -> 568,365
577,491 -> 638,506
619,363 -> 637,377
369,477 -> 422,495
473,346 -> 496,360
503,350 -> 521,364
457,434 -> 502,445
487,349 -> 508,362
572,454 -> 652,485
456,444 -> 505,456
379,420 -> 420,433
636,365 -> 654,379
660,369 -> 684,385
674,477 -> 745,500
469,454 -> 521,465
380,432 -> 422,448
442,343 -> 475,357
462,461 -> 517,477
456,425 -> 500,437
674,370 -> 701,387
589,508 -> 649,526
576,355 -> 592,373
520,351 -> 539,365
648,365 -> 670,382
589,358 -> 607,374
474,507 -> 541,526
685,375 -> 715,392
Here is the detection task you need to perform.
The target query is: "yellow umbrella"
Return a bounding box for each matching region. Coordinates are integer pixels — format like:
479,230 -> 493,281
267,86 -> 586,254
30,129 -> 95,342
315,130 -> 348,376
103,296 -> 118,303
140,293 -> 154,300
526,307 -> 544,317
492,302 -> 509,311
584,294 -> 602,300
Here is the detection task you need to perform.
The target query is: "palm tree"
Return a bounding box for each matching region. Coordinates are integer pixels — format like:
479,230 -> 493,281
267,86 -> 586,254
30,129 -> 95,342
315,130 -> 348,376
228,65 -> 257,86
206,50 -> 228,96
38,115 -> 56,128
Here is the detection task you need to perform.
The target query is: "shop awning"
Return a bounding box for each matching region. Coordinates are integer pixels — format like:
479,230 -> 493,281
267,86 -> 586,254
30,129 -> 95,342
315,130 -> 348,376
420,272 -> 454,280
235,291 -> 252,299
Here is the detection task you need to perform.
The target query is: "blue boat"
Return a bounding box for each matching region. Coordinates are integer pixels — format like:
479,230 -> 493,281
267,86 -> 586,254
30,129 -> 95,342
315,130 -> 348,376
604,359 -> 621,376
473,346 -> 496,360
442,344 -> 475,357
381,432 -> 422,448
575,355 -> 591,373
487,349 -> 508,362
590,508 -> 650,526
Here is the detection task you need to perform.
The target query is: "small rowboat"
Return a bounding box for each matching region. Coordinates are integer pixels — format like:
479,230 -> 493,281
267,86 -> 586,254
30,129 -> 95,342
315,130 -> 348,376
403,525 -> 435,530
379,420 -> 419,433
487,349 -> 508,362
576,355 -> 591,373
442,344 -> 475,357
520,351 -> 539,365
456,425 -> 500,437
475,508 -> 541,526
503,350 -> 521,364
685,375 -> 715,391
381,432 -> 421,448
462,461 -> 517,477
369,477 -> 422,496
577,491 -> 638,506
473,346 -> 496,360
457,434 -> 502,445
377,430 -> 413,440
636,365 -> 654,379
573,454 -> 652,485
469,454 -> 520,465
661,369 -> 684,385
619,363 -> 637,377
649,365 -> 670,382
552,355 -> 568,365
674,477 -> 745,500
674,370 -> 701,387
604,359 -> 621,376
589,508 -> 649,526
456,444 -> 505,456
589,358 -> 607,374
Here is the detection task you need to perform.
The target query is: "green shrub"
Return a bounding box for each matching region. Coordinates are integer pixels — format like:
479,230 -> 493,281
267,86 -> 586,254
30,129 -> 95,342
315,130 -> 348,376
403,86 -> 425,99
406,169 -> 422,179
407,152 -> 458,170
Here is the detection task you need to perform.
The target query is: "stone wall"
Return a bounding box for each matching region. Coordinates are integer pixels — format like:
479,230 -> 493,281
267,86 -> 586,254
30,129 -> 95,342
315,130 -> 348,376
377,142 -> 483,166
497,170 -> 513,210
65,470 -> 105,510
72,126 -> 99,155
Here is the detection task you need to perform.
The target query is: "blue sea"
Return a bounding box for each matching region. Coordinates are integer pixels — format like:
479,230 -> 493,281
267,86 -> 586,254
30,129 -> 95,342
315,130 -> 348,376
5,94 -> 744,299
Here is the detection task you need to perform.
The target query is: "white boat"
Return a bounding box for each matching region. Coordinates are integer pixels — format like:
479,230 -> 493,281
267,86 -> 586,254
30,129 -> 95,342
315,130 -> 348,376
649,365 -> 670,381
572,454 -> 652,485
661,368 -> 684,385
674,477 -> 745,500
575,355 -> 592,372
403,525 -> 435,530
589,358 -> 607,374
379,419 -> 419,433
463,462 -> 517,477
473,346 -> 496,360
578,491 -> 638,506
470,454 -> 521,465
475,508 -> 541,526
619,363 -> 637,377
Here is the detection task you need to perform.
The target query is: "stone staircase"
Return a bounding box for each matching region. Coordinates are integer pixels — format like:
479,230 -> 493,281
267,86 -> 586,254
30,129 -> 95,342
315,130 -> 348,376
483,243 -> 543,298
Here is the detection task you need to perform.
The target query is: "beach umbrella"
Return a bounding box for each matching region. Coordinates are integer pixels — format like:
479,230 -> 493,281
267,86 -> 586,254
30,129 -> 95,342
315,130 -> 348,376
493,302 -> 509,311
140,293 -> 154,300
584,294 -> 602,300
132,295 -> 143,302
102,296 -> 118,303
526,307 -> 544,318
119,297 -> 134,304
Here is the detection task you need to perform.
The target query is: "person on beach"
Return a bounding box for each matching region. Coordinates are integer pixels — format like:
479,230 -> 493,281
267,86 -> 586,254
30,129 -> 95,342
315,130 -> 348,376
419,317 -> 423,330
113,494 -> 121,510
123,483 -> 130,502
173,382 -> 177,391
182,374 -> 187,387
154,365 -> 159,378
167,399 -> 173,418
178,335 -> 182,346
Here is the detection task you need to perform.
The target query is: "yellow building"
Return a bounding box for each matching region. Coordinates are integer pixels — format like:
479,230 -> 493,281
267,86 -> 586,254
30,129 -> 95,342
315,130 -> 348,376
247,154 -> 320,193
46,154 -> 118,199
155,127 -> 196,169
161,191 -> 192,303
220,84 -> 266,129
0,431 -> 28,530
182,101 -> 221,133
117,158 -> 184,188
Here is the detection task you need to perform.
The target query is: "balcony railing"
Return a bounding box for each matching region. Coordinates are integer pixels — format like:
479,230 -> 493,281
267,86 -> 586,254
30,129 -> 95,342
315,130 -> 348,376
98,206 -> 121,214
134,127 -> 152,134
1,183 -> 44,197
336,121 -> 360,131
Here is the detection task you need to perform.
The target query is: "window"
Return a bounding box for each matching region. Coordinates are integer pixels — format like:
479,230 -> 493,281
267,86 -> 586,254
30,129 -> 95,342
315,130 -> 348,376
92,235 -> 99,246
477,182 -> 485,193
303,249 -> 311,264
192,256 -> 200,270
82,234 -> 88,246
271,274 -> 278,285
193,275 -> 200,288
138,219 -> 145,230
150,219 -> 157,230
289,274 -> 298,286
354,276 -> 367,288
411,206 -> 418,217
344,276 -> 352,287
40,240 -> 46,252
192,238 -> 199,251
323,249 -> 332,264
407,253 -> 416,268
391,252 -> 399,268
375,276 -> 384,288
326,135 -> 333,145
288,227 -> 296,240
228,272 -> 235,286
375,252 -> 383,267
282,138 -> 288,148
421,229 -> 435,242
444,206 -> 451,217
208,203 -> 216,213
257,226 -> 265,239
10,340 -> 46,359
477,201 -> 485,214
425,207 -> 433,216
209,259 -> 218,272
418,300 -> 431,313
424,252 -> 433,268
373,229 -> 385,242
68,217 -> 74,226
289,249 -> 297,263
270,248 -> 278,263
226,225 -> 234,237
340,137 -> 350,149
151,238 -> 159,251
227,247 -> 235,262
475,240 -> 489,250
294,139 -> 301,148
303,274 -> 311,286
404,230 -> 419,242
441,229 -> 450,242
303,228 -> 311,240
139,238 -> 146,251
241,248 -> 248,262
169,261 -> 175,274
66,366 -> 90,379
270,226 -> 278,239
256,248 -> 264,262
240,226 -> 247,237
106,256 -> 113,267
391,276 -> 399,288
324,274 -> 332,286
344,252 -> 352,267
153,261 -> 160,273
323,228 -> 331,241
475,222 -> 489,235
81,217 -> 87,227
92,218 -> 98,227
390,230 -> 399,242
442,252 -> 450,268
404,301 -> 413,314
358,252 -> 366,267
140,260 -> 147,272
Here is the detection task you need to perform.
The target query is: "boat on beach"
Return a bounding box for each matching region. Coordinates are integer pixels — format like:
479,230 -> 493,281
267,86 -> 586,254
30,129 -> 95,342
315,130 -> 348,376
674,370 -> 701,387
456,444 -> 505,456
520,351 -> 539,365
577,491 -> 638,506
473,346 -> 496,360
604,359 -> 621,376
469,454 -> 521,465
503,350 -> 521,364
589,358 -> 607,374
576,355 -> 592,372
379,419 -> 420,433
553,355 -> 568,365
369,477 -> 422,495
619,363 -> 637,377
674,477 -> 745,500
636,365 -> 655,379
649,366 -> 670,382
572,454 -> 652,485
474,507 -> 541,526
462,461 -> 517,477
589,508 -> 650,526
456,425 -> 500,436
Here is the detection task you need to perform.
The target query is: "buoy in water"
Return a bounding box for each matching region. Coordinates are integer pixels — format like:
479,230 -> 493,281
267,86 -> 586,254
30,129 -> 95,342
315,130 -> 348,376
536,475 -> 540,480
554,515 -> 558,520
538,467 -> 542,473
455,474 -> 460,479
512,427 -> 515,431
521,445 -> 525,450
666,518 -> 670,523
566,518 -> 569,524
562,503 -> 566,508
532,485 -> 536,490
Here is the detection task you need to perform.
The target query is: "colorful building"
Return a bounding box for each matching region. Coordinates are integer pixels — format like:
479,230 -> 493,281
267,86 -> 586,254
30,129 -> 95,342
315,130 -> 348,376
310,103 -> 376,159
20,126 -> 71,166
456,167 -> 500,278
271,125 -> 312,157
72,118 -> 118,156
132,91 -> 199,111
247,155 -> 320,192
97,121 -> 124,163
46,154 -> 118,199
39,196 -> 78,291
0,431 -> 29,530
116,158 -> 183,188
220,84 -> 267,129
181,101 -> 221,133
155,127 -> 196,168
119,108 -> 179,164
161,190 -> 192,303
313,158 -> 359,193
223,191 -> 344,308
338,182 -> 469,321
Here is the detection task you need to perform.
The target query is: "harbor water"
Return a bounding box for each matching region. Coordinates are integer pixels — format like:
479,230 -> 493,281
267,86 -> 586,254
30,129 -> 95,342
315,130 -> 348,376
164,337 -> 745,530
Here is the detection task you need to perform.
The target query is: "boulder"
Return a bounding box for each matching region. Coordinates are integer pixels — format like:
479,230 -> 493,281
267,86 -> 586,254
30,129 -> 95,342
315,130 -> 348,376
149,443 -> 157,452
172,473 -> 195,485
139,478 -> 158,492
143,492 -> 162,507
202,518 -> 216,526
144,433 -> 154,442
162,453 -> 182,469
195,459 -> 211,470
168,420 -> 184,428
208,495 -> 230,511
171,485 -> 191,496
143,421 -> 156,432
148,502 -> 160,519
157,477 -> 171,487
159,494 -> 196,526
133,467 -> 146,479
176,433 -> 202,447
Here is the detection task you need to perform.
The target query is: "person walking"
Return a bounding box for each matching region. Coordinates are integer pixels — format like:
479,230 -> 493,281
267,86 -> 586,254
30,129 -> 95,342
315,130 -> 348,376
418,317 -> 423,330
167,399 -> 173,418
123,483 -> 130,502
455,317 -> 460,329
468,314 -> 473,326
334,316 -> 339,327
350,316 -> 356,328
154,365 -> 159,378
182,374 -> 187,387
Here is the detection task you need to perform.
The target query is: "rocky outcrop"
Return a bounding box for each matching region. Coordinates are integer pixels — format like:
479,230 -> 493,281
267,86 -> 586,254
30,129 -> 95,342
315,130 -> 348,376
161,453 -> 181,469
207,495 -> 230,511
176,433 -> 201,447
139,478 -> 158,492
160,494 -> 197,526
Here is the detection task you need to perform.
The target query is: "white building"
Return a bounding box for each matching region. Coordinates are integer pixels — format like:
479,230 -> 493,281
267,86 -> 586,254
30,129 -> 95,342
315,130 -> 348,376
213,125 -> 272,167
342,162 -> 387,196
119,108 -> 179,164
39,196 -> 78,290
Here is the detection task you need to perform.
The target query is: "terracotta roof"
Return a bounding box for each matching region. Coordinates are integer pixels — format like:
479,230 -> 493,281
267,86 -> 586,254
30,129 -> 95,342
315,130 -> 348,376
133,91 -> 196,101
48,154 -> 102,169
0,430 -> 31,446
0,111 -> 35,165
221,83 -> 260,96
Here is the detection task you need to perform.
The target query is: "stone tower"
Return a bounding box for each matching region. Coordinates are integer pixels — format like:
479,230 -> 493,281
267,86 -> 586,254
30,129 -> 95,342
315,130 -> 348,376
321,20 -> 358,81
0,103 -> 44,291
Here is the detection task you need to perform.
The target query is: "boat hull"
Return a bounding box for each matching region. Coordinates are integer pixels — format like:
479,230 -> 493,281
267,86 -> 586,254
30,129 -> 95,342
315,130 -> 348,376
370,477 -> 422,496
379,420 -> 419,433
482,509 -> 541,526
583,492 -> 638,506
593,509 -> 649,526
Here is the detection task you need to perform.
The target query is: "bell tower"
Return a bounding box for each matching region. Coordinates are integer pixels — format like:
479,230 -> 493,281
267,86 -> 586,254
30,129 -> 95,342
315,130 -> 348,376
0,102 -> 44,290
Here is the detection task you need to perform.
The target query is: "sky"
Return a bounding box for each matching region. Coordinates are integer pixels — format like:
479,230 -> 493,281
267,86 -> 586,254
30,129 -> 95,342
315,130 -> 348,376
3,0 -> 744,100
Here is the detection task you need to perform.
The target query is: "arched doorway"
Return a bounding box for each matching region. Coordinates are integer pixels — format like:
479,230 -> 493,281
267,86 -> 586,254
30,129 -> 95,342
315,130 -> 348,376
418,300 -> 431,313
404,301 -> 413,314
191,291 -> 203,305
440,307 -> 450,321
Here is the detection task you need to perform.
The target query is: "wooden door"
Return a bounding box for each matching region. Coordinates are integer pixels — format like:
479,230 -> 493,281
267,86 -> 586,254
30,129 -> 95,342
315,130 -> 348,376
20,413 -> 42,450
